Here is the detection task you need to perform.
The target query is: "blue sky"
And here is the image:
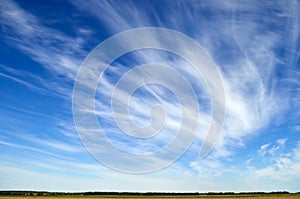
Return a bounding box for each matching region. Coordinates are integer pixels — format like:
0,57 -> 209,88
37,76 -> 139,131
0,0 -> 300,192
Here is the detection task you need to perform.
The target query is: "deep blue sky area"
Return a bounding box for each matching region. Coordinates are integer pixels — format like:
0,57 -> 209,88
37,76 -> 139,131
0,0 -> 300,192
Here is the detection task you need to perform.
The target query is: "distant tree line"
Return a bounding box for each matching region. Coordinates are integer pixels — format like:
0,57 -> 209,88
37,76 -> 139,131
0,190 -> 294,196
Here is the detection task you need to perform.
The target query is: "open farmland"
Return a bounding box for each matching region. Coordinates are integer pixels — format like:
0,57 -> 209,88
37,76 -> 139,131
0,194 -> 300,199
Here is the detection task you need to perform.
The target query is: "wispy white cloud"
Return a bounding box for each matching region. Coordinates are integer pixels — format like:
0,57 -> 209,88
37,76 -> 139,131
70,0 -> 153,34
0,64 -> 74,99
190,157 -> 226,177
250,141 -> 300,180
70,0 -> 299,168
0,71 -> 51,94
189,139 -> 300,192
17,134 -> 83,154
1,0 -> 299,190
0,139 -> 67,160
0,0 -> 89,79
257,138 -> 287,158
258,143 -> 272,157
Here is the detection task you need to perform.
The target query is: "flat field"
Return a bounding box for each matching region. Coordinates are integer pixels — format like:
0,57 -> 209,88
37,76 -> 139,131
0,195 -> 300,199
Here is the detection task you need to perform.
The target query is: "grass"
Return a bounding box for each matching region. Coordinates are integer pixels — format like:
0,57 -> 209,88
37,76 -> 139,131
0,194 -> 299,199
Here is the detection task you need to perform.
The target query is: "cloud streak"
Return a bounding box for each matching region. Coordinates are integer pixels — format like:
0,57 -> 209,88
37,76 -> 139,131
70,0 -> 299,160
0,0 -> 90,80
